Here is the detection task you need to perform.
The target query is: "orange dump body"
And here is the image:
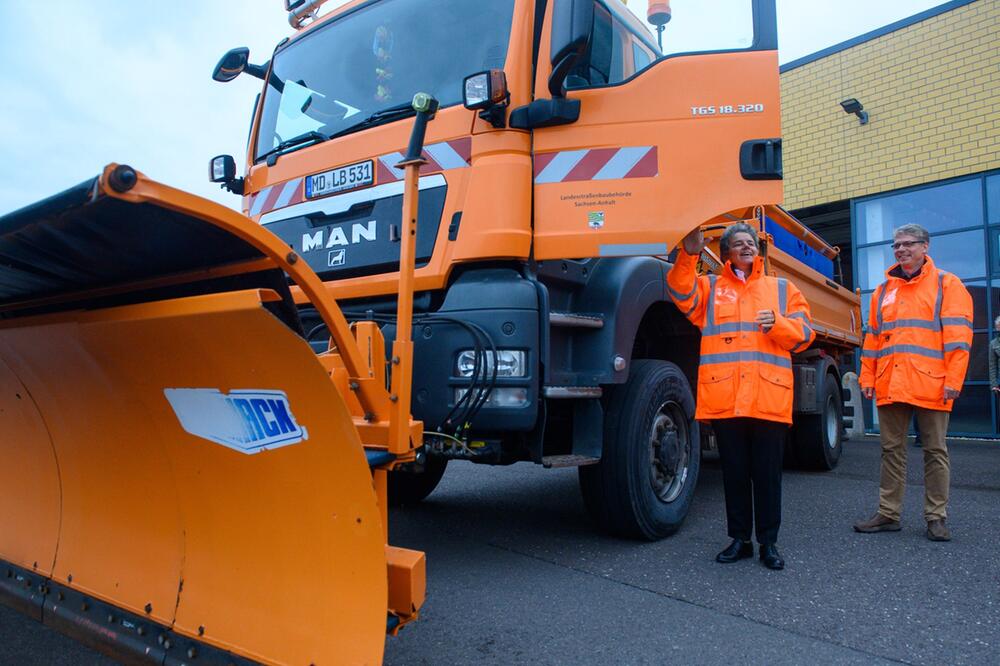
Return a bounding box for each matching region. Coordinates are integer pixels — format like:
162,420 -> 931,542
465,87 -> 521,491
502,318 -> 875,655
698,206 -> 862,353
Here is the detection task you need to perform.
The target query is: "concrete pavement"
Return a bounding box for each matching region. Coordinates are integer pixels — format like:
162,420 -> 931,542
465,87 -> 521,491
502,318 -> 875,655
2,437 -> 998,665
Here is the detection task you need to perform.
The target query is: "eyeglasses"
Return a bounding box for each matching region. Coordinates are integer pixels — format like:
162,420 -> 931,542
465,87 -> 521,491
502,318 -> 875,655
729,240 -> 757,249
891,240 -> 926,250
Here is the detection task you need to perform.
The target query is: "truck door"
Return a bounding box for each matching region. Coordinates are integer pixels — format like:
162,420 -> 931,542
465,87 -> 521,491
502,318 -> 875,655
529,0 -> 782,260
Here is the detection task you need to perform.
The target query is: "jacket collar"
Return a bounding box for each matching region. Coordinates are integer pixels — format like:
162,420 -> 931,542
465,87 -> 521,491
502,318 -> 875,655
724,255 -> 764,282
886,255 -> 936,283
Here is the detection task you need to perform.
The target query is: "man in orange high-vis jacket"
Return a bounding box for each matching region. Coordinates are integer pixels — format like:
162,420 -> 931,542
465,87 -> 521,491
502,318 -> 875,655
854,223 -> 972,542
669,223 -> 814,570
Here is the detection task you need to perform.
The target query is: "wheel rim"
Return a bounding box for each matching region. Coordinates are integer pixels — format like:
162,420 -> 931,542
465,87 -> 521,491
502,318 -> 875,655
649,400 -> 690,503
824,394 -> 839,449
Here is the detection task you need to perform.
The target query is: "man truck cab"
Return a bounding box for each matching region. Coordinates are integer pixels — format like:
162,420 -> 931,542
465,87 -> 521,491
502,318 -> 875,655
209,0 -> 858,541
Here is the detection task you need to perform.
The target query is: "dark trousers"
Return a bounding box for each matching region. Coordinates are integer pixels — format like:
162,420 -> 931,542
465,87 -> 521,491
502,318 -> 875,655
713,418 -> 787,545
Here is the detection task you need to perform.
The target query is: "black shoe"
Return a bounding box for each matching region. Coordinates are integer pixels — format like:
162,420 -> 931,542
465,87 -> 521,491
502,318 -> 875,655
715,539 -> 753,563
759,543 -> 785,570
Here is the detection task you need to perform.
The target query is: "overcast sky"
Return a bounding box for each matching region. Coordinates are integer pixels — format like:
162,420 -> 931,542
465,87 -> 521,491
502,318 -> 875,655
0,0 -> 952,214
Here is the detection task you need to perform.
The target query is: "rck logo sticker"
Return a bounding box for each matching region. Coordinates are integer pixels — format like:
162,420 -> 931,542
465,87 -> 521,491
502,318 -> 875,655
164,388 -> 308,454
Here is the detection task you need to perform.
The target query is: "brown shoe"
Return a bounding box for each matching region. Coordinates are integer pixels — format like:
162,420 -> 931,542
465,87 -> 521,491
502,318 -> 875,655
926,519 -> 951,542
853,513 -> 901,533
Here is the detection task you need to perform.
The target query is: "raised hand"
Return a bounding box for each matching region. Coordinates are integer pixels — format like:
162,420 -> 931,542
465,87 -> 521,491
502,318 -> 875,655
681,227 -> 705,256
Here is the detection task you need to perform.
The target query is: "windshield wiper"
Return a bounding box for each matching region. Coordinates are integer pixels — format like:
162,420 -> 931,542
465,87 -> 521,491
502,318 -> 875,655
259,130 -> 329,166
327,103 -> 416,140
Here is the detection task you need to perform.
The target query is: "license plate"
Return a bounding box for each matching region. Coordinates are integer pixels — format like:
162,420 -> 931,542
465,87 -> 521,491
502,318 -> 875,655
306,160 -> 373,199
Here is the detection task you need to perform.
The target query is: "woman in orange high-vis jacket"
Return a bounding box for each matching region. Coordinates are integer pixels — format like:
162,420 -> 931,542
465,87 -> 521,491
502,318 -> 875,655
668,223 -> 814,570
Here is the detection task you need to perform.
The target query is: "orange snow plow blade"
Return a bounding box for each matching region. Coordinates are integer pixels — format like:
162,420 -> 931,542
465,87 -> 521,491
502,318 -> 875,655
0,165 -> 423,665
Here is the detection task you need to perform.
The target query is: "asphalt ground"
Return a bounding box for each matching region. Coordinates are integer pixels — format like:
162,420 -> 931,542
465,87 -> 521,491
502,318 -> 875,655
2,437 -> 998,665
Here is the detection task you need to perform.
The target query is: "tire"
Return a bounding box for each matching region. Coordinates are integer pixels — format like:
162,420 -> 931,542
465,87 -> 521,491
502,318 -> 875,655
790,373 -> 843,470
578,359 -> 700,540
387,456 -> 447,507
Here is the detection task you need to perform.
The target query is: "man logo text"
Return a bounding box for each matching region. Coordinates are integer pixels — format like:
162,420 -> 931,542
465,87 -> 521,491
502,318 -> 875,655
302,220 -> 376,252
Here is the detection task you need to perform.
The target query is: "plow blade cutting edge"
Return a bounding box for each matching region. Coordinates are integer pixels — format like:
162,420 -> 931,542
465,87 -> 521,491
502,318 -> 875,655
0,165 -> 423,665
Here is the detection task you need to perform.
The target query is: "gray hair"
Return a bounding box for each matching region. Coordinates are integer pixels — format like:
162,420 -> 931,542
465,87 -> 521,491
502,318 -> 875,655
893,224 -> 929,244
719,223 -> 759,257
995,315 -> 1000,329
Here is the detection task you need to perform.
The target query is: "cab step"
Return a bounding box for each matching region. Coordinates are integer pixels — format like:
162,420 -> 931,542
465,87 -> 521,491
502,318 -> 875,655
549,312 -> 604,328
542,455 -> 600,468
542,386 -> 602,399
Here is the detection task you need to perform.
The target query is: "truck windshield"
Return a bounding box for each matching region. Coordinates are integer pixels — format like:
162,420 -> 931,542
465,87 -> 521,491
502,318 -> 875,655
255,0 -> 516,161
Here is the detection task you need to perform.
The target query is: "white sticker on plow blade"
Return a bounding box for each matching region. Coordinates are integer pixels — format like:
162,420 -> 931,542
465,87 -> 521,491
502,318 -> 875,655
164,388 -> 308,454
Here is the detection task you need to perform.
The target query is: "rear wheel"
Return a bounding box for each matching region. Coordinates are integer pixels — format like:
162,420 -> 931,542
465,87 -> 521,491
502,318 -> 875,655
387,456 -> 447,506
579,359 -> 700,540
790,373 -> 843,470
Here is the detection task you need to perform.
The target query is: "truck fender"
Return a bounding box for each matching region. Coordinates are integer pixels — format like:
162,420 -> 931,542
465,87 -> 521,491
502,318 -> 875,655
569,257 -> 668,384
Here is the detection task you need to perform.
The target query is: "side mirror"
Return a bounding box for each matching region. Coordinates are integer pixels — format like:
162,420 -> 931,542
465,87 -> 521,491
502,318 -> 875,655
212,47 -> 250,83
463,70 -> 510,128
212,47 -> 267,83
209,155 -> 244,195
549,0 -> 593,97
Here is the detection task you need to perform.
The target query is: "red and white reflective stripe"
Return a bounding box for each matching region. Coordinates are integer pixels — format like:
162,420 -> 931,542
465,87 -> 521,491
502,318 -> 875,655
247,177 -> 304,218
246,137 -> 471,217
375,137 -> 472,183
533,146 -> 658,184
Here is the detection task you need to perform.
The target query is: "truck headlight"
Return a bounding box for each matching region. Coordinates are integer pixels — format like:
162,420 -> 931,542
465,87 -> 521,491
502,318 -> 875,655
456,350 -> 526,377
455,387 -> 529,408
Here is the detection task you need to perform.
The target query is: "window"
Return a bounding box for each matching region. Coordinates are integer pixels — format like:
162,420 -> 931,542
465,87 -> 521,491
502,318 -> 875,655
966,280 -> 990,330
567,3 -> 624,87
856,243 -> 895,292
855,179 -> 983,245
566,1 -> 665,89
988,174 -> 1000,225
926,229 -> 987,280
655,0 -> 755,57
989,226 -> 1000,275
632,40 -> 653,72
255,0 -> 516,159
968,332 -> 990,381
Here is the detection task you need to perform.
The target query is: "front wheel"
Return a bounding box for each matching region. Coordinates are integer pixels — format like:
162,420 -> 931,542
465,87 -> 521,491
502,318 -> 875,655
579,359 -> 700,540
387,455 -> 447,507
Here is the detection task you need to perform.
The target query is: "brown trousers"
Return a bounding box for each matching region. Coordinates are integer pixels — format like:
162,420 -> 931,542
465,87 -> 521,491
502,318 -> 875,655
876,403 -> 950,521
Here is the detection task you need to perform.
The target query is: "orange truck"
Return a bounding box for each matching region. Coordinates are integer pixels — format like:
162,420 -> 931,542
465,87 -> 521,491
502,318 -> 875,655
207,0 -> 860,538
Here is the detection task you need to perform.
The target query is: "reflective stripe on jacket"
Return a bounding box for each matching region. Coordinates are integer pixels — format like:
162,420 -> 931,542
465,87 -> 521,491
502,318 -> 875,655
667,252 -> 815,424
859,255 -> 972,412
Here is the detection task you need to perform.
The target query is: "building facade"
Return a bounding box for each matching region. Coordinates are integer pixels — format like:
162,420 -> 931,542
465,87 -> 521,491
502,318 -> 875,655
779,0 -> 1000,435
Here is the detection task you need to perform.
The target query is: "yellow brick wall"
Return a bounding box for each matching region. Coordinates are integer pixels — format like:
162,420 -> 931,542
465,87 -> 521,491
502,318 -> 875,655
780,0 -> 1000,210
